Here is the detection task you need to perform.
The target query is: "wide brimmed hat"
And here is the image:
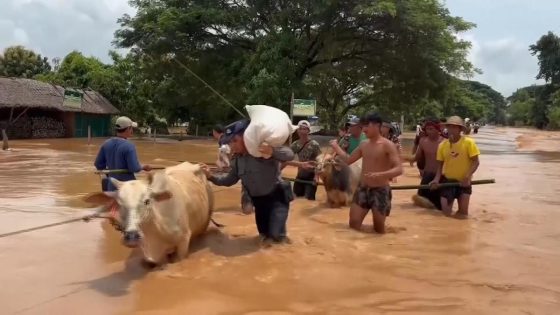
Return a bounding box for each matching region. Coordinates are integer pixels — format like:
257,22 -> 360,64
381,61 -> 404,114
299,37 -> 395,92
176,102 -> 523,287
444,116 -> 466,130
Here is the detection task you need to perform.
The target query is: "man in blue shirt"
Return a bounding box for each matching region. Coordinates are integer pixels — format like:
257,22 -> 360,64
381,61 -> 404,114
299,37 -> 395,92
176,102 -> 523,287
94,116 -> 151,223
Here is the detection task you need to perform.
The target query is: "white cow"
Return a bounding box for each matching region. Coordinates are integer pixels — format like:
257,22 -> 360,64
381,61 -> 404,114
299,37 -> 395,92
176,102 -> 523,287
86,162 -> 214,266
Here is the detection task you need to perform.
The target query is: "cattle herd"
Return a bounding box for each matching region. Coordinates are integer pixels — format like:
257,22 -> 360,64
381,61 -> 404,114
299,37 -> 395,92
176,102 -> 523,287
86,154 -> 363,267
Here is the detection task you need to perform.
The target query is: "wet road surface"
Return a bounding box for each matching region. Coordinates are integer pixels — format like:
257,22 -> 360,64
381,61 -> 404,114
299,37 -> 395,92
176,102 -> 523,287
0,127 -> 559,314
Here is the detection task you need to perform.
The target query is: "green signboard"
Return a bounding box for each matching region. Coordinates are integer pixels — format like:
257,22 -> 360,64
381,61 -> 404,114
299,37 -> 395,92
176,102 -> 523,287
293,99 -> 316,116
63,89 -> 83,109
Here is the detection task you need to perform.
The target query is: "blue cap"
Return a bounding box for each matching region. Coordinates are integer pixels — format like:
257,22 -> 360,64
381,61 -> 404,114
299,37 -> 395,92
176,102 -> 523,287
222,119 -> 250,144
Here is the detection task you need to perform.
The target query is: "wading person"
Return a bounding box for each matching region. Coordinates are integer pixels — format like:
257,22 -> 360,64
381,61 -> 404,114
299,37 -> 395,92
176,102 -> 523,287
381,121 -> 402,183
430,116 -> 480,219
94,116 -> 152,226
412,123 -> 426,176
330,113 -> 403,234
407,119 -> 444,210
337,124 -> 350,153
201,119 -> 295,244
340,117 -> 367,155
212,124 -> 254,214
285,120 -> 322,200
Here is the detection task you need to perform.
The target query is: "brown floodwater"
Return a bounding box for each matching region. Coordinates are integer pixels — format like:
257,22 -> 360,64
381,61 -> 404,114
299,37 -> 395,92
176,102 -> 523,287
1,128 -> 560,314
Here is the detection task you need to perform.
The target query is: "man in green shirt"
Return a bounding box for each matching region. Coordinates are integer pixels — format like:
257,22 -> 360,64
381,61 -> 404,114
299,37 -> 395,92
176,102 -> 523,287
338,117 -> 367,154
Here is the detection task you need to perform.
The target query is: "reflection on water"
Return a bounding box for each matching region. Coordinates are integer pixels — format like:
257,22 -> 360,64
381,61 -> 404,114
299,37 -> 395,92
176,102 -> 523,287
1,129 -> 560,314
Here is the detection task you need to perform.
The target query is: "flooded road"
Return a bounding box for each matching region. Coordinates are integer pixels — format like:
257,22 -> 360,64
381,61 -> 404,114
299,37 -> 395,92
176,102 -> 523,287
1,127 -> 559,314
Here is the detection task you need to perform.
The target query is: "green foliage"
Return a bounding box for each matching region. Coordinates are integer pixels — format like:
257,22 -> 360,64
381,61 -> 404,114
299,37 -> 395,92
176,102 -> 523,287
0,46 -> 51,78
115,0 -> 477,126
530,31 -> 560,85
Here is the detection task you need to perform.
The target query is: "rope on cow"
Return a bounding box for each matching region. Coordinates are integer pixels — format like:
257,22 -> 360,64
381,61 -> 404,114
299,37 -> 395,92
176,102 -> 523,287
0,214 -> 107,239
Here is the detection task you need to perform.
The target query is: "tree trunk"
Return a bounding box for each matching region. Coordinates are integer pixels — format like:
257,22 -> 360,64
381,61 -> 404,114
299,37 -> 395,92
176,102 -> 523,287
2,129 -> 9,151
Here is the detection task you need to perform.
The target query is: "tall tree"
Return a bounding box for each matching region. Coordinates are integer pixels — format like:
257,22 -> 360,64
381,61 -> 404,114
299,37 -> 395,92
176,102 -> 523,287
115,0 -> 476,121
530,31 -> 560,85
0,46 -> 51,78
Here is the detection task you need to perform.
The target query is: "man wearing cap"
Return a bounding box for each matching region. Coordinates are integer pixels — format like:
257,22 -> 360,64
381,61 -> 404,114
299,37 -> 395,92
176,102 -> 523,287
94,116 -> 152,223
200,119 -> 295,244
430,116 -> 480,219
337,117 -> 367,155
212,124 -> 254,214
284,120 -> 322,200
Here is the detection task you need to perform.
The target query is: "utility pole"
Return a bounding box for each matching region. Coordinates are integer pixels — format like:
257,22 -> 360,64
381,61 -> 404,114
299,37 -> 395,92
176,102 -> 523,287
289,92 -> 295,145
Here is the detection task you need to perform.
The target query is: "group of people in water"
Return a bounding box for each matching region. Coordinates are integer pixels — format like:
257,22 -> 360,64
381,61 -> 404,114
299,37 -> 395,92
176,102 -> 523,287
94,113 -> 480,246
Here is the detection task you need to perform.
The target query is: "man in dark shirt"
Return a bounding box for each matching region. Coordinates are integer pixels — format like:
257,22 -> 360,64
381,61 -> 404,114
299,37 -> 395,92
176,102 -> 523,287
201,119 -> 295,244
212,124 -> 254,214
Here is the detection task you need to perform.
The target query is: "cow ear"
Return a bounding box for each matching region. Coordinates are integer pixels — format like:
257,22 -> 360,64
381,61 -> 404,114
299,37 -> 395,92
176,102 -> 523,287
152,191 -> 172,202
83,192 -> 114,205
110,178 -> 124,190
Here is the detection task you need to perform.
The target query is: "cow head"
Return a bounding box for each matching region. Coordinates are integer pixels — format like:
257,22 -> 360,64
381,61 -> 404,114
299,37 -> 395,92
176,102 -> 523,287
315,153 -> 344,175
83,174 -> 172,248
314,153 -> 350,190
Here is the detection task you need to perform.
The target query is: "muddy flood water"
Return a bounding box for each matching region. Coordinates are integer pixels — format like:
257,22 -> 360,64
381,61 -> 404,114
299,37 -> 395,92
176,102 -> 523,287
1,127 -> 559,315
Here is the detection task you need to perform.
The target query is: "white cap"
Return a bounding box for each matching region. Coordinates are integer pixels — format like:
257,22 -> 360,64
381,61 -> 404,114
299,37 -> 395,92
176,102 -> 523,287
297,120 -> 311,129
115,116 -> 138,129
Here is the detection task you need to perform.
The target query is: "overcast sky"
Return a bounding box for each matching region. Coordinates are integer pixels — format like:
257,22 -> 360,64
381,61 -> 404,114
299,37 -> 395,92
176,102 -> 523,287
1,0 -> 559,97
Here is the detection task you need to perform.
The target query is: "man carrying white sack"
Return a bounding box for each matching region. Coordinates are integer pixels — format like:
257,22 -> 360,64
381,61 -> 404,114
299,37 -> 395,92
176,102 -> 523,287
200,119 -> 295,245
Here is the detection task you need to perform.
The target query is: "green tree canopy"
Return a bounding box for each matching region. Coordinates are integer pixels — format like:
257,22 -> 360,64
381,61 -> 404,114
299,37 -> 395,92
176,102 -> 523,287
0,46 -> 51,78
115,0 -> 476,122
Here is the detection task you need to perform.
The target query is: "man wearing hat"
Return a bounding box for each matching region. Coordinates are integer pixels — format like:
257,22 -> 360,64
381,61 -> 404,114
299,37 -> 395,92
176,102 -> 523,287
336,116 -> 367,155
430,116 -> 480,219
94,116 -> 152,224
284,120 -> 322,200
201,119 -> 295,244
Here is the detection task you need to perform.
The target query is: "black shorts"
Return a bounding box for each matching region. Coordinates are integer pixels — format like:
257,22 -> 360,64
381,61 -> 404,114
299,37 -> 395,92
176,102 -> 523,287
440,176 -> 472,202
418,172 -> 442,210
352,185 -> 392,216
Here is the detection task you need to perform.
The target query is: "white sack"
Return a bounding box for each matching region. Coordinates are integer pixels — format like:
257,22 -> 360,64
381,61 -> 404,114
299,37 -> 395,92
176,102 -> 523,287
243,105 -> 297,157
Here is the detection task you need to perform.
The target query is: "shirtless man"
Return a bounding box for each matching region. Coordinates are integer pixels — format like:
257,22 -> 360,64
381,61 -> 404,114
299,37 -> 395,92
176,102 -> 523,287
330,113 -> 403,233
407,119 -> 444,210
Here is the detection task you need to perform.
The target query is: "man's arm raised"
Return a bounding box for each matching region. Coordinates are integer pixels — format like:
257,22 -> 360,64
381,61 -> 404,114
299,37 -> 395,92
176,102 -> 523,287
330,139 -> 362,165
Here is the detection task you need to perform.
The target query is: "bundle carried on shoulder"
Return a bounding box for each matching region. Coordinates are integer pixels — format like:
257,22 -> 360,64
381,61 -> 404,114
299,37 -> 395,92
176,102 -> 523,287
243,105 -> 298,158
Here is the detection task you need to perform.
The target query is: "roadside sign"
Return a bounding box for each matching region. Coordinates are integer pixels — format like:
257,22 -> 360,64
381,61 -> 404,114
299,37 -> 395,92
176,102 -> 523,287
293,99 -> 316,116
63,89 -> 83,109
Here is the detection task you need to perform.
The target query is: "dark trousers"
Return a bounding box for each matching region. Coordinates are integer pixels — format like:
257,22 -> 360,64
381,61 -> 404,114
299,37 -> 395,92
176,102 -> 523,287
241,186 -> 253,209
418,172 -> 442,210
251,186 -> 290,241
293,170 -> 317,200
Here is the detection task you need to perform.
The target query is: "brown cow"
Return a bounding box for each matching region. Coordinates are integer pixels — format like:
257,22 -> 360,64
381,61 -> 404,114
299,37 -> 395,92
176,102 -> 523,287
315,153 -> 362,208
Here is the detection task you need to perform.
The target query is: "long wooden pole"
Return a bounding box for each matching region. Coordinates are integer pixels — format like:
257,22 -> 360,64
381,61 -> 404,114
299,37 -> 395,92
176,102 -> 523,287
280,178 -> 495,190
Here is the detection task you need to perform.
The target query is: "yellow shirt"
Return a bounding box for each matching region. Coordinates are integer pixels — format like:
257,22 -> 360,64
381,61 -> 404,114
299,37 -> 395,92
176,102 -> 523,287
436,136 -> 480,180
